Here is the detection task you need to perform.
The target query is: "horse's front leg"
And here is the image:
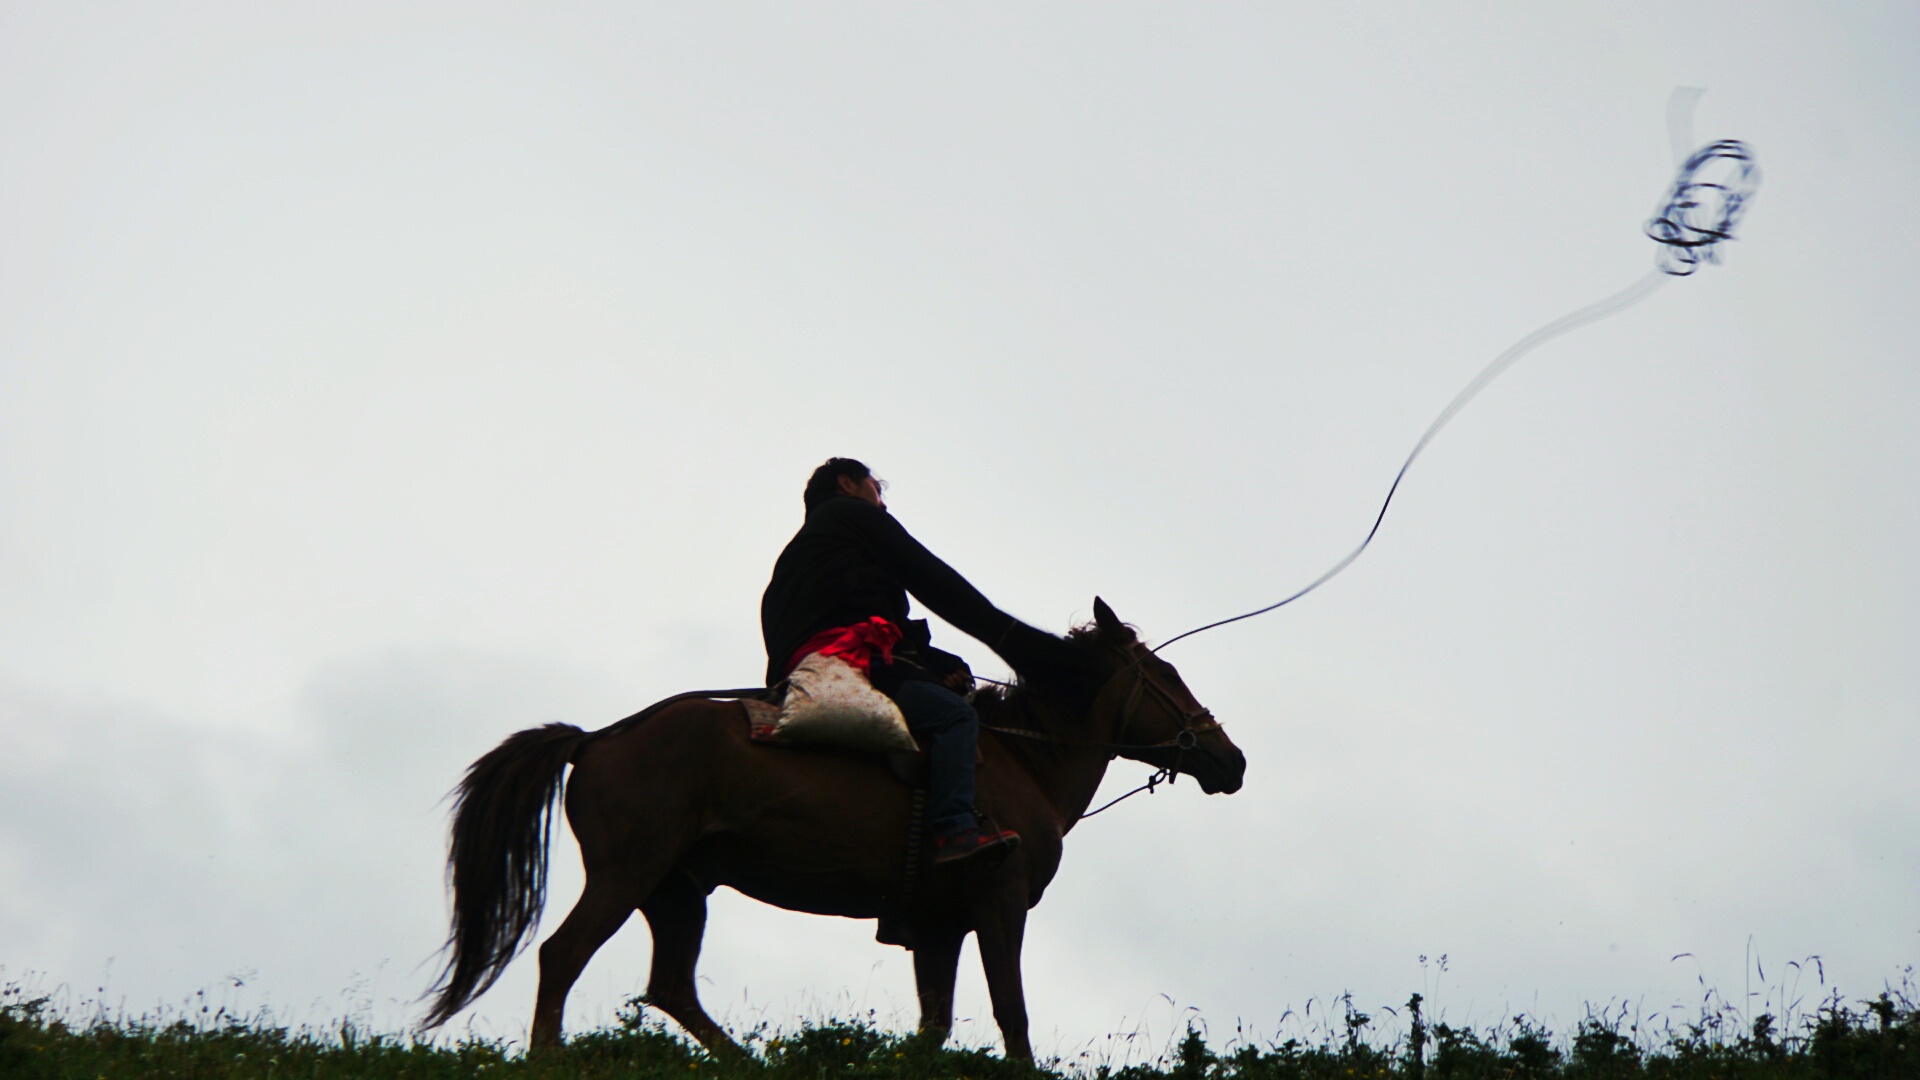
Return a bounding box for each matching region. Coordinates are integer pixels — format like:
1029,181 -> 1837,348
971,888 -> 1033,1063
911,930 -> 965,1048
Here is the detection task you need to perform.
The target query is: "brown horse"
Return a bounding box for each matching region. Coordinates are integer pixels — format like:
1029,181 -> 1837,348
422,598 -> 1245,1061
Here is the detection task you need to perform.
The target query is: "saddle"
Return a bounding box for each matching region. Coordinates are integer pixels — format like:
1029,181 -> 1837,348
742,697 -> 979,779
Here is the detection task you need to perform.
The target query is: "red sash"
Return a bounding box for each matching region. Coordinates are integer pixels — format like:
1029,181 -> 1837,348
784,616 -> 903,677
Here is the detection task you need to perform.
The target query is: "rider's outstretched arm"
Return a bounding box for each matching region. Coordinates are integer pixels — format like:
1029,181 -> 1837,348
828,499 -> 1102,683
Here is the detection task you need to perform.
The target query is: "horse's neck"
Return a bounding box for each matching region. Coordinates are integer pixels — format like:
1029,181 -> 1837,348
980,690 -> 1118,832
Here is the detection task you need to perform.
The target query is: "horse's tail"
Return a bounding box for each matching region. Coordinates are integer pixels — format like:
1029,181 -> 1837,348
422,721 -> 592,1029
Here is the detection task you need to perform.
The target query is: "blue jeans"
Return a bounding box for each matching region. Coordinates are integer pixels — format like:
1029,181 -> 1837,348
886,679 -> 980,836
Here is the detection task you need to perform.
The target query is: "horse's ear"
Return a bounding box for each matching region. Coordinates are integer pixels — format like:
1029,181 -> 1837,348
1092,596 -> 1131,639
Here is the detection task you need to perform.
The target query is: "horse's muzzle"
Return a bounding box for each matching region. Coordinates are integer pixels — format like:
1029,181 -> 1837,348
1194,744 -> 1246,795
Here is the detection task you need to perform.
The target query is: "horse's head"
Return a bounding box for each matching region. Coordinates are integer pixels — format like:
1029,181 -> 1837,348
1075,597 -> 1246,795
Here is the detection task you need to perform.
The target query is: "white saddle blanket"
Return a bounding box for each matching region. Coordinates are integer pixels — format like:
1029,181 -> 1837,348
765,651 -> 919,754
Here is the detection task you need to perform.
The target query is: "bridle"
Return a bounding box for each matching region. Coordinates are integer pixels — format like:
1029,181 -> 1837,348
1105,649 -> 1222,755
980,644 -> 1224,816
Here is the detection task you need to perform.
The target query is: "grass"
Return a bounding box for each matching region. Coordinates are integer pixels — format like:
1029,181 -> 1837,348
2,979 -> 1915,1079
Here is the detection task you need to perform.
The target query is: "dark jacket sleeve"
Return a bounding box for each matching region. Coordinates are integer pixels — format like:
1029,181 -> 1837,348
831,499 -> 1016,648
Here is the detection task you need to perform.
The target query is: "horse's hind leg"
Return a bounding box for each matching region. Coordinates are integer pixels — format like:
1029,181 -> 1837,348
639,870 -> 742,1056
911,929 -> 965,1048
530,870 -> 648,1049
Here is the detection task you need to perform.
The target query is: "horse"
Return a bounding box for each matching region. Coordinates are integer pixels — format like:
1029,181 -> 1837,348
421,598 -> 1246,1062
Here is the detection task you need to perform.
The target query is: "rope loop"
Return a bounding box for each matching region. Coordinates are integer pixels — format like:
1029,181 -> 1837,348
1646,139 -> 1759,276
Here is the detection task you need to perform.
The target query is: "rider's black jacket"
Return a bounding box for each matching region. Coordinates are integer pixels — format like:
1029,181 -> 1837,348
760,496 -> 1019,690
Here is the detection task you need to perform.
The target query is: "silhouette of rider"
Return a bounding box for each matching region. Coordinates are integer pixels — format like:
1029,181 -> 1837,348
761,458 -> 1071,867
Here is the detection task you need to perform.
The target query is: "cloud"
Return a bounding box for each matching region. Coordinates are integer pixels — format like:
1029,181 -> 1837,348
0,649 -> 629,1032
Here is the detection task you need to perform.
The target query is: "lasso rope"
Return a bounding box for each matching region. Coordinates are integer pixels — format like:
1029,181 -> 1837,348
1155,112 -> 1759,654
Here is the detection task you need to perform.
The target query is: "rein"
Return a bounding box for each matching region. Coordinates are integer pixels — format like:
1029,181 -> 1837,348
594,687 -> 770,744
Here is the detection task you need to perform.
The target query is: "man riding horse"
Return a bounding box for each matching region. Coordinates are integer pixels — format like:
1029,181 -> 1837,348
424,460 -> 1243,1061
763,457 -> 1089,865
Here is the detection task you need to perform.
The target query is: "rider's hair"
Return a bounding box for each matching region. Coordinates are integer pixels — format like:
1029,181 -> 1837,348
803,457 -> 873,511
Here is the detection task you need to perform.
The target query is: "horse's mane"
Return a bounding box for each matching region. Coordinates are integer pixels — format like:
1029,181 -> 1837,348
971,621 -> 1122,735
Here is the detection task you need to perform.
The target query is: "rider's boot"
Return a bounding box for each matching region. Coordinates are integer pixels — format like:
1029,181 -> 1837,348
932,823 -> 1020,868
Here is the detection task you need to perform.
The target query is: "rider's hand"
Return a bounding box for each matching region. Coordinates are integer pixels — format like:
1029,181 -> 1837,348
943,665 -> 975,693
994,621 -> 1091,677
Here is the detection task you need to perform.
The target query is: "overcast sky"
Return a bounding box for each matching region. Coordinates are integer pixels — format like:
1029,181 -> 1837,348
3,1 -> 1915,1062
